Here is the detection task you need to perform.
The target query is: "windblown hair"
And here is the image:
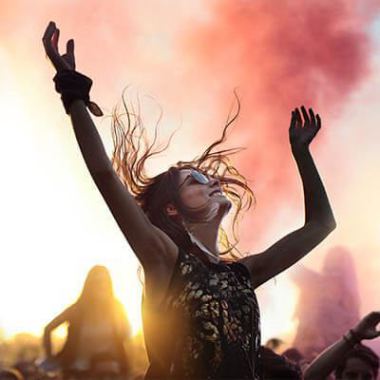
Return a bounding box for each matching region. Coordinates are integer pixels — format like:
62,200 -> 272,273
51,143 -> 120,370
110,92 -> 255,258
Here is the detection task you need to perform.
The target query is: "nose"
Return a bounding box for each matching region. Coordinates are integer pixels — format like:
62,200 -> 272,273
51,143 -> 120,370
209,177 -> 220,188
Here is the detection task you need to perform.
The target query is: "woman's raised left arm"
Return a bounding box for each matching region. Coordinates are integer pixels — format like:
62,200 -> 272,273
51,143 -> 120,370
240,106 -> 336,288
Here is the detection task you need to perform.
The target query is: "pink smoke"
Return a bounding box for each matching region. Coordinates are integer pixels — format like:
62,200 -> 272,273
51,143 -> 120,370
177,0 -> 380,249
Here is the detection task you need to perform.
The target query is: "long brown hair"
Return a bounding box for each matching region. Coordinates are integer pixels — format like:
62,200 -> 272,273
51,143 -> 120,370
76,265 -> 116,314
110,92 -> 255,258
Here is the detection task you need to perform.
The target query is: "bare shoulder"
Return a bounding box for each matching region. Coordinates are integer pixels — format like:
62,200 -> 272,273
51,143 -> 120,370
238,253 -> 261,271
238,253 -> 262,289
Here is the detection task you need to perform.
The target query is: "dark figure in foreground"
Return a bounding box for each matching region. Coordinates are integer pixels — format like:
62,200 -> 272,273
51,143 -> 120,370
304,311 -> 380,380
42,266 -> 131,379
260,347 -> 302,379
0,369 -> 24,380
42,21 -> 336,379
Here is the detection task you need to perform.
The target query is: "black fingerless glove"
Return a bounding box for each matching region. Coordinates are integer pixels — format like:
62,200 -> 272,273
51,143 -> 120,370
53,70 -> 103,117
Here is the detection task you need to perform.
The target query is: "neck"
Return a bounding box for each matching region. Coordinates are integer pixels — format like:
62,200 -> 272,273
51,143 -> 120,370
184,219 -> 220,261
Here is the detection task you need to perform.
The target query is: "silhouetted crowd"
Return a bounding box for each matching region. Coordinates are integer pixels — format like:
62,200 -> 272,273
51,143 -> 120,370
1,334 -> 379,380
0,264 -> 379,379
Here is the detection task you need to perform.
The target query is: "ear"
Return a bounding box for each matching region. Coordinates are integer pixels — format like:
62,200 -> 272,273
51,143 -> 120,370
166,203 -> 179,216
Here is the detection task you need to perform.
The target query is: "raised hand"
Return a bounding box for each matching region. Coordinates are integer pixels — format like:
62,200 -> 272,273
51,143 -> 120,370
289,106 -> 321,151
42,21 -> 75,72
42,21 -> 102,117
352,311 -> 380,340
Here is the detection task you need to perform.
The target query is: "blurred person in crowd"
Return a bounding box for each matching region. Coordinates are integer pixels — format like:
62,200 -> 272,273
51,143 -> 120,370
42,20 -> 335,379
265,338 -> 284,353
14,362 -> 39,380
292,246 -> 360,359
0,369 -> 24,380
282,348 -> 304,365
42,266 -> 131,379
304,311 -> 380,380
334,345 -> 379,380
90,352 -> 127,380
281,348 -> 310,373
260,346 -> 302,379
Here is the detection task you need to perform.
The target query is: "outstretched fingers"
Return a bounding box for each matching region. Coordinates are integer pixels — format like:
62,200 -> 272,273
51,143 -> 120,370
370,311 -> 380,337
66,39 -> 74,56
42,21 -> 56,42
300,105 -> 310,127
289,111 -> 297,131
316,114 -> 321,130
294,108 -> 302,127
42,22 -> 56,55
368,311 -> 380,325
52,28 -> 60,52
42,21 -> 71,71
62,39 -> 76,70
295,106 -> 321,131
43,22 -> 61,69
309,108 -> 316,126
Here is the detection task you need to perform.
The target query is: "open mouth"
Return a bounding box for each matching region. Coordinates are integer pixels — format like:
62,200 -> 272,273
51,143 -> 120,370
209,189 -> 223,196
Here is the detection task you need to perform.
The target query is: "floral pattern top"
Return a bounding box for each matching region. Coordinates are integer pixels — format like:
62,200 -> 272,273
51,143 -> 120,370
143,248 -> 261,379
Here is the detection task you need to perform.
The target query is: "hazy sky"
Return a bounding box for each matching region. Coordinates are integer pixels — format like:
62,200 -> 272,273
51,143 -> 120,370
1,0 -> 380,349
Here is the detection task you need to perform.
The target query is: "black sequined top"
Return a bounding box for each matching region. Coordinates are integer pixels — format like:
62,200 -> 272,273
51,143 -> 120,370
143,248 -> 261,379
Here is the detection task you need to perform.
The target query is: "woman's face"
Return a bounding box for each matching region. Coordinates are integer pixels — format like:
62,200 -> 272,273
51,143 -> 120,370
341,357 -> 376,380
176,169 -> 231,223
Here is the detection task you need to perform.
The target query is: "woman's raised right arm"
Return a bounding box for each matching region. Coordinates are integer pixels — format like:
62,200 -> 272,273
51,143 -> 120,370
42,22 -> 178,271
69,100 -> 178,269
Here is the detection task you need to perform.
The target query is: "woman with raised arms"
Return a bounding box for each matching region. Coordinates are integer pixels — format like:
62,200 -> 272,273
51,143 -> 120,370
42,21 -> 336,380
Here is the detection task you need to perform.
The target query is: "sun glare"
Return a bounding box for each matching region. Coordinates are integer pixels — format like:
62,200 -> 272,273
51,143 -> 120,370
259,275 -> 300,344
